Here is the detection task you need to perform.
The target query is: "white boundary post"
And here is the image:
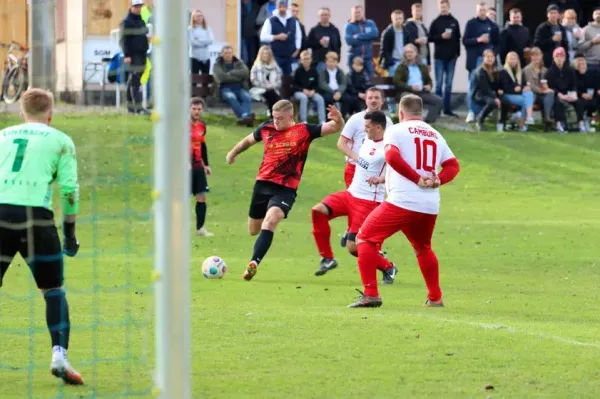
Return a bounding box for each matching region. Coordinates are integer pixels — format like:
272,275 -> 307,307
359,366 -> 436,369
153,0 -> 191,398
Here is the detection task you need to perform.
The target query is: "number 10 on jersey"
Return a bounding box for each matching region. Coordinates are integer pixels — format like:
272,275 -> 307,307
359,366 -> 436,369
414,137 -> 437,172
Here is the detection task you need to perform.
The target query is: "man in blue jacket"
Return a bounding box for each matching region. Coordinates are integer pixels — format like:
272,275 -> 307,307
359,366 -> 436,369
462,1 -> 499,123
344,6 -> 379,79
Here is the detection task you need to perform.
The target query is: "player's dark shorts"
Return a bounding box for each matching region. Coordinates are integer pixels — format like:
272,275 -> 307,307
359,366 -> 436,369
248,180 -> 297,219
191,167 -> 209,195
0,204 -> 63,289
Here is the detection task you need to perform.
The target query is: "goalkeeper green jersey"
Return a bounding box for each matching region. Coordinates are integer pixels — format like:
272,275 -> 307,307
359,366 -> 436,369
0,122 -> 79,214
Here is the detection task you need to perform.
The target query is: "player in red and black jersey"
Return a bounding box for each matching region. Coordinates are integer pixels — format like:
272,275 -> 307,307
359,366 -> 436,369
226,100 -> 345,280
190,97 -> 213,236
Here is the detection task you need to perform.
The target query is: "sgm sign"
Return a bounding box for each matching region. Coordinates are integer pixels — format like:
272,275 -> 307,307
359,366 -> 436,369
83,37 -> 121,82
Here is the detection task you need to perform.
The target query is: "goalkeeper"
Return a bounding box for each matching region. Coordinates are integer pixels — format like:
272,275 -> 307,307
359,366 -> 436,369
0,89 -> 83,385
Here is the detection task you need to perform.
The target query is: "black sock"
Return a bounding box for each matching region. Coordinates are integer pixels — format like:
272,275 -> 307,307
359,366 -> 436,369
195,202 -> 207,230
251,229 -> 274,265
44,289 -> 70,349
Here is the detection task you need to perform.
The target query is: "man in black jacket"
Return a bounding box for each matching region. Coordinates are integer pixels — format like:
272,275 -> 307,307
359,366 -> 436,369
499,8 -> 531,65
534,4 -> 568,68
241,0 -> 260,67
306,7 -> 341,71
120,0 -> 149,115
379,9 -> 408,76
544,47 -> 585,133
405,3 -> 431,65
428,0 -> 461,117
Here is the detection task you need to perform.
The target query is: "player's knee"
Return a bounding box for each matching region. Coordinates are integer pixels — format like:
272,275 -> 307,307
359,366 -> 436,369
248,219 -> 262,236
312,203 -> 329,215
262,208 -> 284,231
196,194 -> 206,203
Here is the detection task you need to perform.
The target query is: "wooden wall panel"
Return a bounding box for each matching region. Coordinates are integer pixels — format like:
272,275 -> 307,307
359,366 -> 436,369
0,0 -> 28,69
85,0 -> 131,36
226,0 -> 239,54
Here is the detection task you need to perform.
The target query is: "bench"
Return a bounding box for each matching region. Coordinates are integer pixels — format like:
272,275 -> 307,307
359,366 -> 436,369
191,74 -> 214,99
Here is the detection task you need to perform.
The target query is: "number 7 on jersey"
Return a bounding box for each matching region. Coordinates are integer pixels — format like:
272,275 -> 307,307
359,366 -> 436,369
12,138 -> 29,172
414,137 -> 437,172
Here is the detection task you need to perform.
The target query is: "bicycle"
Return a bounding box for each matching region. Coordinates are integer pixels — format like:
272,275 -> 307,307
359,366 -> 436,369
1,41 -> 29,104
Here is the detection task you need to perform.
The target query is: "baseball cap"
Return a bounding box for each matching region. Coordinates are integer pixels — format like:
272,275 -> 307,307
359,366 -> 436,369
547,4 -> 559,13
131,0 -> 144,6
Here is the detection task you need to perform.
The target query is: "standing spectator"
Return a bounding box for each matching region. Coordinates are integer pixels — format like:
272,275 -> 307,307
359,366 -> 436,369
486,7 -> 500,54
573,55 -> 599,130
463,1 -> 500,123
534,5 -> 568,68
499,8 -> 531,66
318,51 -> 351,116
346,56 -> 370,114
212,45 -> 254,126
472,49 -> 502,131
523,47 -> 555,130
392,44 -> 443,123
405,3 -> 431,65
551,0 -> 582,23
290,3 -> 307,52
293,50 -> 326,123
241,0 -> 260,67
379,10 -> 408,76
189,10 -> 213,74
428,0 -> 461,117
250,46 -> 282,113
260,0 -> 302,76
562,9 -> 582,61
498,51 -> 535,131
256,0 -> 277,29
544,47 -> 585,133
120,0 -> 150,115
579,8 -> 600,75
344,6 -> 379,79
307,7 -> 342,71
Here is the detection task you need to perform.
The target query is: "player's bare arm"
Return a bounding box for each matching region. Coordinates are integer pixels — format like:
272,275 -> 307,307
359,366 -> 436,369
226,133 -> 257,164
336,135 -> 358,161
319,105 -> 345,136
57,137 -> 80,257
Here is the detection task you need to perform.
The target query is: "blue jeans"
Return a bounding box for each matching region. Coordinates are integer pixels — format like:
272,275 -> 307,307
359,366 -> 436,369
294,91 -> 326,123
434,58 -> 457,113
220,87 -> 252,119
275,56 -> 293,76
503,91 -> 534,115
467,56 -> 484,112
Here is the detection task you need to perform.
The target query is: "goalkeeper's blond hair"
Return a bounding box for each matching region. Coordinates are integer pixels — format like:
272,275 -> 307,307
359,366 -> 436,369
20,88 -> 54,120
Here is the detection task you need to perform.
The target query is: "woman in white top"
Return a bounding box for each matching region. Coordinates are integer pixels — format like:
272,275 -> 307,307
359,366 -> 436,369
250,45 -> 283,113
189,10 -> 214,74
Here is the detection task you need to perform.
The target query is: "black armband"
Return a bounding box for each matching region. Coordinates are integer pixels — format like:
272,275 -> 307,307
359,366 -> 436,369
63,221 -> 76,239
201,142 -> 209,166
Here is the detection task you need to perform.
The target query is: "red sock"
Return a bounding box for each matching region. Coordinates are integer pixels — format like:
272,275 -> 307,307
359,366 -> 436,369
416,248 -> 442,301
374,243 -> 392,271
312,209 -> 334,259
357,241 -> 380,297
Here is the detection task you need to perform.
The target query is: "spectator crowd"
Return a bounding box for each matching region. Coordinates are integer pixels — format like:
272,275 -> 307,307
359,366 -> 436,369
119,0 -> 600,133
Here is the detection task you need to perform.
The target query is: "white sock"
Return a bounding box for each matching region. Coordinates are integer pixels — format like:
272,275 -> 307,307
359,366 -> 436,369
52,345 -> 67,357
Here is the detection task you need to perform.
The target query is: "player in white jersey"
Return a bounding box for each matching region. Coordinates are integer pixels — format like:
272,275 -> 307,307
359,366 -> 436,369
348,94 -> 460,309
312,111 -> 397,282
337,88 -> 393,248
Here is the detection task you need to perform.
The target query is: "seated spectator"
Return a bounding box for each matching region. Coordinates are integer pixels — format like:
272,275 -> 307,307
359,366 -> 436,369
573,54 -> 599,131
212,45 -> 254,126
293,50 -> 326,123
562,9 -> 582,61
544,47 -> 585,133
498,51 -> 535,131
346,56 -> 370,115
472,49 -> 502,131
392,44 -> 442,123
523,47 -> 555,130
250,45 -> 282,113
318,51 -> 352,116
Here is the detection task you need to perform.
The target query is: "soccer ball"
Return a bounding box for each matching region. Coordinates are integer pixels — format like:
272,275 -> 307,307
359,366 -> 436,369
202,256 -> 227,279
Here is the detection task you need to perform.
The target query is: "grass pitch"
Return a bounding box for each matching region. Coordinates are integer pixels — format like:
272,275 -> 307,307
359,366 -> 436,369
0,113 -> 599,399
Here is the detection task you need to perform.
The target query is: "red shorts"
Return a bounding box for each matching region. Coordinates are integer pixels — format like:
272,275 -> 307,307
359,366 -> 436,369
358,202 -> 437,251
322,190 -> 380,234
343,163 -> 356,189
